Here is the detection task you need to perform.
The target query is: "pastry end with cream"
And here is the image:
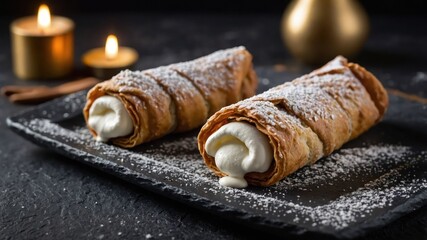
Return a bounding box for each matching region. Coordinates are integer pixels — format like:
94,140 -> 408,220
205,122 -> 273,188
88,95 -> 134,142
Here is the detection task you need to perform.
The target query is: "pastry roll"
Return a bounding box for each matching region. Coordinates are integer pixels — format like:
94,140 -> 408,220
83,46 -> 258,148
198,56 -> 388,188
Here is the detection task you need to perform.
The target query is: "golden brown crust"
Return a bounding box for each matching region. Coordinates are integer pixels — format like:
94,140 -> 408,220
198,56 -> 388,186
172,47 -> 257,116
256,83 -> 351,155
294,57 -> 380,140
145,67 -> 208,132
83,47 -> 258,148
348,62 -> 388,120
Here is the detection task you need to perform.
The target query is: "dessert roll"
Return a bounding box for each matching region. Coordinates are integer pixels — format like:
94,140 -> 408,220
83,46 -> 258,148
198,56 -> 388,188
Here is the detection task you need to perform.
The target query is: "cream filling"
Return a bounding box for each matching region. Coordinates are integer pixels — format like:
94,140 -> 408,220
205,122 -> 273,188
88,95 -> 134,142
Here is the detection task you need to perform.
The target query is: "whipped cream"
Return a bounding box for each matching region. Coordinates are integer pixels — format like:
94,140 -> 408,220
88,95 -> 134,142
205,122 -> 273,188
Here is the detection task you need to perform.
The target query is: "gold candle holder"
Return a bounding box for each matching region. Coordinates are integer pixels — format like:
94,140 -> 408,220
82,35 -> 138,80
10,4 -> 74,79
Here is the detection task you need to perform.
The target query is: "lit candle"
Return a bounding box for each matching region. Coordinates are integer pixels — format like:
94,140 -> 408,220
10,4 -> 74,79
82,34 -> 138,80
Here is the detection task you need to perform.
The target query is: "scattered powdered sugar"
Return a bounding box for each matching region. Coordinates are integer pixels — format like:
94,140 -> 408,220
18,118 -> 427,231
412,72 -> 427,84
62,91 -> 87,113
277,145 -> 410,190
289,176 -> 427,229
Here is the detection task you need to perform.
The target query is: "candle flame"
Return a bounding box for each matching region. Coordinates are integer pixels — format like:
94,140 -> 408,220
37,4 -> 51,29
105,35 -> 119,60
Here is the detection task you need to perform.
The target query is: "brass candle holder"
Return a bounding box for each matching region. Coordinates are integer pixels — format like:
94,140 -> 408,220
10,4 -> 74,79
82,35 -> 138,80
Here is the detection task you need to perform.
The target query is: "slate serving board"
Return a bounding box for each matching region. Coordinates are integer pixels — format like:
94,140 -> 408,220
6,68 -> 427,239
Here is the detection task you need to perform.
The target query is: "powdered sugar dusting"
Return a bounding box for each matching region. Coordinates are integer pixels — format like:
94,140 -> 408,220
259,84 -> 345,122
277,145 -> 410,190
171,46 -> 247,96
111,47 -> 247,93
145,67 -> 197,102
18,118 -> 427,231
112,70 -> 166,98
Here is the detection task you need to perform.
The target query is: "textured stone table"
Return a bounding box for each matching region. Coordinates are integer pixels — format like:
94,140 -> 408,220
0,14 -> 426,239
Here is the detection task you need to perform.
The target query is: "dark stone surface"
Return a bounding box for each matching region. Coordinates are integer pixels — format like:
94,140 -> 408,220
6,88 -> 427,239
1,14 -> 427,239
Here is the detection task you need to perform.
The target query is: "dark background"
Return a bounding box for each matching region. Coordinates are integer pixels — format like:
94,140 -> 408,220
2,0 -> 427,16
1,1 -> 427,240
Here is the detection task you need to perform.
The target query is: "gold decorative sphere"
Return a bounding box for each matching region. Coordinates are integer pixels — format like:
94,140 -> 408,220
281,0 -> 369,64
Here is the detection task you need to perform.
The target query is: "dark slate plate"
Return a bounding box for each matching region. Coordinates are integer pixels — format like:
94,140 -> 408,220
6,67 -> 427,239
